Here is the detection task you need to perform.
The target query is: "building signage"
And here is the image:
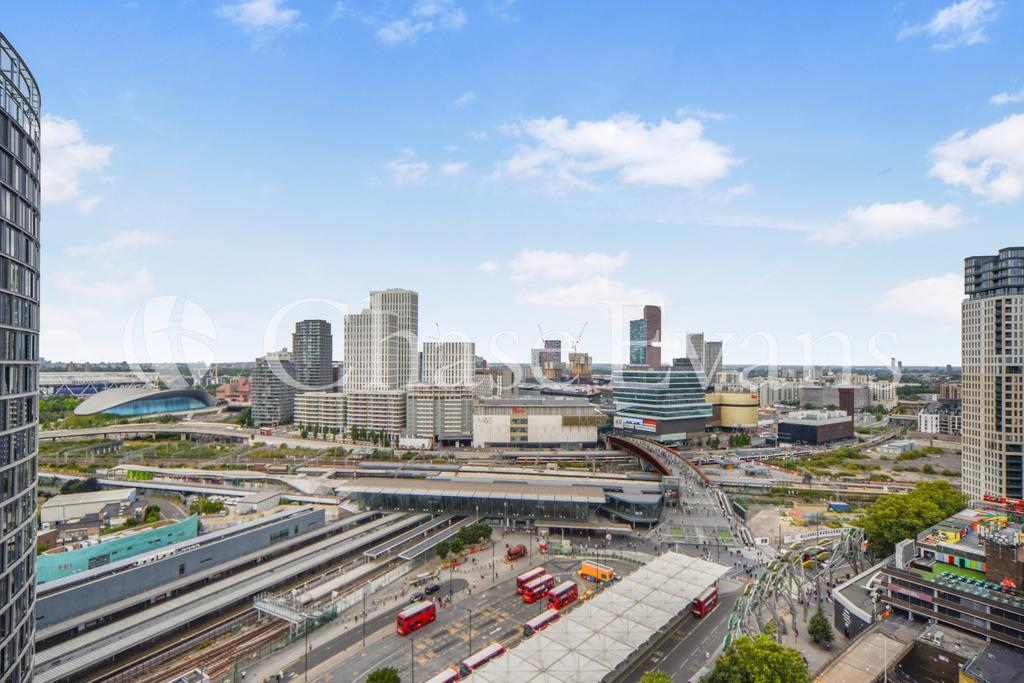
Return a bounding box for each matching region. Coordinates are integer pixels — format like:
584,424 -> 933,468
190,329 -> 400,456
888,583 -> 933,603
615,416 -> 657,433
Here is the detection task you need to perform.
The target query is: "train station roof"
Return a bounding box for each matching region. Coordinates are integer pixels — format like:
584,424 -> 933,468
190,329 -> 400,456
467,552 -> 729,683
335,477 -> 607,504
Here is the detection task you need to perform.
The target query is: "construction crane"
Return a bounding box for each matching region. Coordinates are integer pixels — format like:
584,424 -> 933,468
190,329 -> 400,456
571,322 -> 588,352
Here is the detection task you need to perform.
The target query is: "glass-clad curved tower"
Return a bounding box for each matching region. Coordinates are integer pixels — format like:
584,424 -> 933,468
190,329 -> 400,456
0,32 -> 39,681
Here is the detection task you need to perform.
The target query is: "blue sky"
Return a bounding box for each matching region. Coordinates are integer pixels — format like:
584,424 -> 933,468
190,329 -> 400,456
10,0 -> 1024,366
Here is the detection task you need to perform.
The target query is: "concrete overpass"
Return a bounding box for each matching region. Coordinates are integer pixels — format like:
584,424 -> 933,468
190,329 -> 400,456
607,435 -> 711,484
41,422 -> 254,442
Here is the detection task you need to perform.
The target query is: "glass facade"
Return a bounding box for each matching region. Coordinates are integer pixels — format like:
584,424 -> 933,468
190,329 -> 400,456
612,362 -> 712,421
105,395 -> 210,416
966,247 -> 1024,300
629,319 -> 647,365
350,489 -> 600,522
0,31 -> 38,682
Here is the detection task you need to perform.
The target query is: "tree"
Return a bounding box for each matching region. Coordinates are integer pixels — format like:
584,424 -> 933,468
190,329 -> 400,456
859,480 -> 968,555
809,607 -> 834,647
640,672 -> 672,683
449,537 -> 465,555
350,425 -> 358,441
436,539 -> 450,560
706,633 -> 810,683
366,667 -> 400,683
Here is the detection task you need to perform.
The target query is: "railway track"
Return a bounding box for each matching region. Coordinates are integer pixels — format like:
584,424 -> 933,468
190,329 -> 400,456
92,538 -> 417,681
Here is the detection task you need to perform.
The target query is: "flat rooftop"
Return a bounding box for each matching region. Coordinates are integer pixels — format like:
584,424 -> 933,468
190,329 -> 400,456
41,489 -> 135,508
476,397 -> 596,407
335,477 -> 607,503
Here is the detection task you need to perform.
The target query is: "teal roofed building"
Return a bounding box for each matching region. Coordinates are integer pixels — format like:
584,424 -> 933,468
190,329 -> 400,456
37,515 -> 200,584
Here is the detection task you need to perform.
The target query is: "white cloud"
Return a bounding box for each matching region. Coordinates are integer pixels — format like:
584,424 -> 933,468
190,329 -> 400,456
517,276 -> 663,309
66,230 -> 168,257
76,196 -> 103,213
376,0 -> 466,45
898,0 -> 996,49
676,107 -> 727,122
387,151 -> 430,185
812,200 -> 964,242
478,260 -> 500,273
441,161 -> 468,175
41,305 -> 103,357
467,131 -> 488,141
874,273 -> 963,320
54,268 -> 153,304
991,89 -> 1024,105
451,91 -> 476,108
930,114 -> 1024,202
216,0 -> 300,33
41,115 -> 113,209
496,113 -> 737,190
487,0 -> 516,22
507,249 -> 629,282
709,183 -> 753,203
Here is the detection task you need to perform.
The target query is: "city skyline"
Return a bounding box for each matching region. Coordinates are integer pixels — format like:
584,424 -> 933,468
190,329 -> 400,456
10,1 -> 1024,365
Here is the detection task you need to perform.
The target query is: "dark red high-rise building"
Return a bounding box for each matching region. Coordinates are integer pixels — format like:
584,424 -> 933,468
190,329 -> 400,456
643,305 -> 662,367
838,387 -> 855,417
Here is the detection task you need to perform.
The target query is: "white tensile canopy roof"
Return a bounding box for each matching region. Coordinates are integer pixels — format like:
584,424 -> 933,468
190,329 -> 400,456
470,552 -> 729,681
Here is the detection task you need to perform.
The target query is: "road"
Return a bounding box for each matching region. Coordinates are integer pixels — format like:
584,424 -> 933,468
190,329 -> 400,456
310,558 -> 588,682
616,585 -> 739,682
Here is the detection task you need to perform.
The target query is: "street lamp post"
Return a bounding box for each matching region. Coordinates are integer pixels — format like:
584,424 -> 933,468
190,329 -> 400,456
303,616 -> 311,683
410,636 -> 416,683
362,590 -> 367,648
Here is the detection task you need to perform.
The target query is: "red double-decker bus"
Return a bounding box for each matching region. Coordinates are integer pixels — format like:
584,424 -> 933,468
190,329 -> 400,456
522,608 -> 560,637
522,573 -> 555,603
459,643 -> 505,677
515,566 -> 546,594
547,580 -> 578,610
691,586 -> 719,618
422,668 -> 459,683
396,600 -> 436,635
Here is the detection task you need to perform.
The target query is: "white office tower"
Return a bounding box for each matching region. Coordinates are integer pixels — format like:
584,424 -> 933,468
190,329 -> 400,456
962,247 -> 1024,502
369,288 -> 419,388
344,309 -> 398,390
422,341 -> 475,386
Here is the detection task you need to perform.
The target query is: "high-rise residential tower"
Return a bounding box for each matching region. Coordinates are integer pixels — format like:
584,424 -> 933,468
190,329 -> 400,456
368,288 -> 418,388
0,32 -> 39,681
686,333 -> 705,376
252,350 -> 295,427
421,341 -> 475,386
643,305 -> 662,367
344,309 -> 398,391
292,319 -> 333,391
962,247 -> 1024,501
703,340 -> 723,388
